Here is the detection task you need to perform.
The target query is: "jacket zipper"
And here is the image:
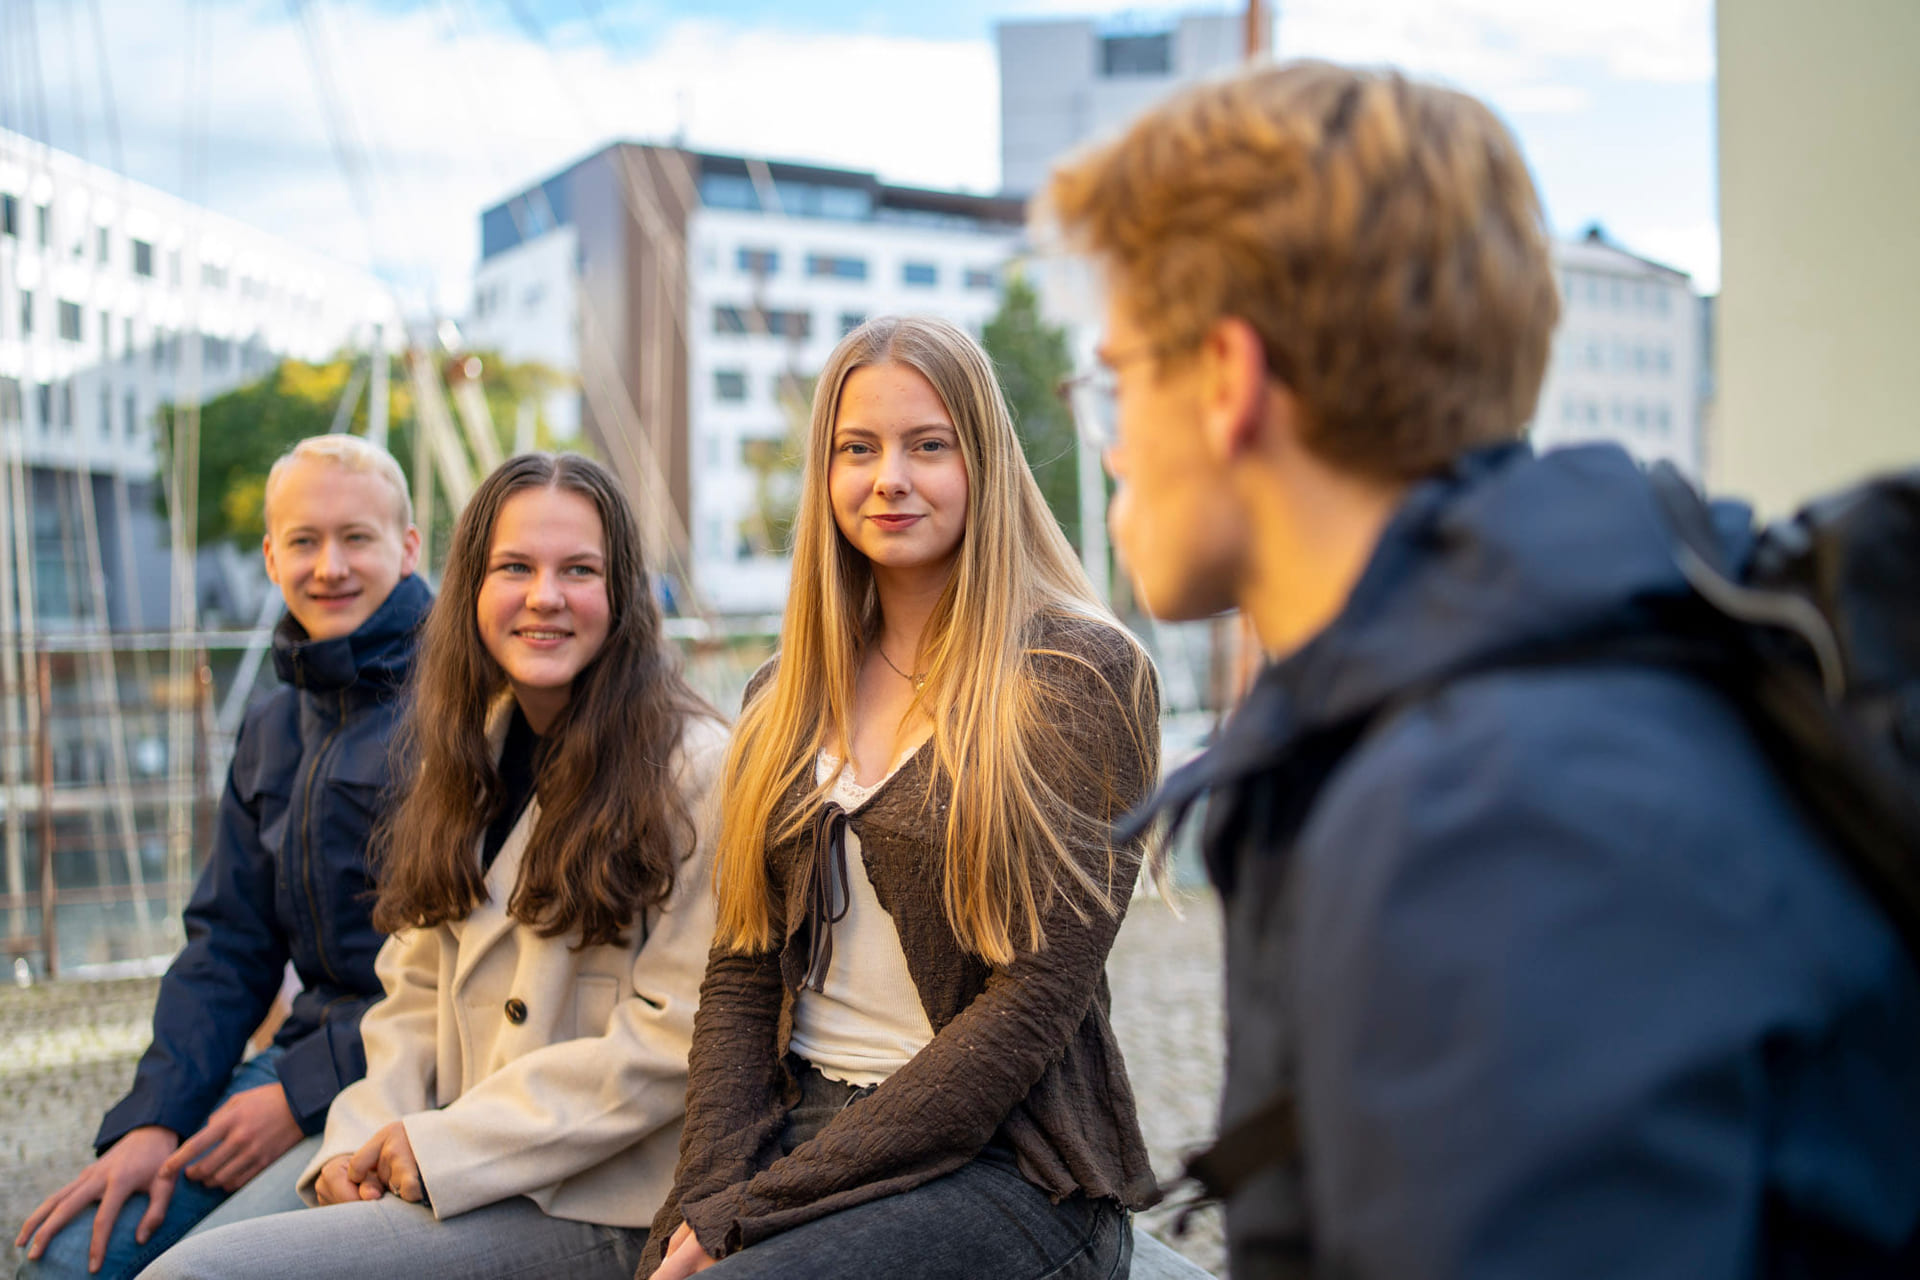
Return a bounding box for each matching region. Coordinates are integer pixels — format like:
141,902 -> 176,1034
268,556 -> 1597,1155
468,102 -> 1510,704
299,689 -> 348,988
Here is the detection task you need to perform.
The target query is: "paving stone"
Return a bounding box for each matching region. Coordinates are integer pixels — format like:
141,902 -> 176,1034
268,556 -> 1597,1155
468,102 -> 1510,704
0,893 -> 1231,1277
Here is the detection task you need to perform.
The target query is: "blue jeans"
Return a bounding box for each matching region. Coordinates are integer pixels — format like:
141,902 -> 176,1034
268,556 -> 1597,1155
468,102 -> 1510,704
697,1061 -> 1134,1279
135,1199 -> 647,1280
18,1049 -> 315,1280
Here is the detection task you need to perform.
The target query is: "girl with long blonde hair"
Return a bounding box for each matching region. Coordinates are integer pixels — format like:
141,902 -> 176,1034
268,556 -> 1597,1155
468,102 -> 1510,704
644,316 -> 1160,1280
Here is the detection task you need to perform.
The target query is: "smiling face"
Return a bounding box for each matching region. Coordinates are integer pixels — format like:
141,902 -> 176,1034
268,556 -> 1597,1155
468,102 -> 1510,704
828,361 -> 970,586
475,485 -> 612,733
262,456 -> 420,641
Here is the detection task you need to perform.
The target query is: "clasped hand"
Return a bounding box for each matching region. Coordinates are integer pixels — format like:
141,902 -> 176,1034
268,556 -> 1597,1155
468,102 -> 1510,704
314,1121 -> 426,1206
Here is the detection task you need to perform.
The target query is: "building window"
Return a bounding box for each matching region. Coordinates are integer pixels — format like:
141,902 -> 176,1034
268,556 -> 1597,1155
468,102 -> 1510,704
57,381 -> 72,432
203,335 -> 231,369
839,311 -> 866,336
124,390 -> 137,439
123,318 -> 134,362
168,250 -> 181,285
715,304 -> 811,339
700,173 -> 759,212
1,193 -> 16,237
1585,338 -> 1602,370
1655,404 -> 1672,435
737,247 -> 779,276
765,309 -> 811,339
713,369 -> 748,402
19,290 -> 31,336
98,384 -> 111,438
58,300 -> 82,342
1100,33 -> 1172,77
201,263 -> 228,290
0,377 -> 20,424
100,311 -> 112,360
35,204 -> 50,248
36,383 -> 52,432
901,262 -> 938,287
132,239 -> 154,277
96,227 -> 110,264
806,254 -> 867,281
964,267 -> 996,291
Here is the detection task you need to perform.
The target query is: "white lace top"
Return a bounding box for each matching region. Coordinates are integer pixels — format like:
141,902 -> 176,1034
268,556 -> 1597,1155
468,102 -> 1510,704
787,748 -> 938,1087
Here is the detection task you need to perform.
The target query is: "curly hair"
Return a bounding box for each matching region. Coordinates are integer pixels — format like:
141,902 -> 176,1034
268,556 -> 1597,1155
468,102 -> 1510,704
1041,60 -> 1561,480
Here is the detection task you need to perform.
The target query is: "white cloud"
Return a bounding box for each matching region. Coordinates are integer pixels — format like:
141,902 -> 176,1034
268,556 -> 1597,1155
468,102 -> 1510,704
25,1 -> 1001,313
1625,222 -> 1722,294
1277,0 -> 1714,85
17,0 -> 1711,314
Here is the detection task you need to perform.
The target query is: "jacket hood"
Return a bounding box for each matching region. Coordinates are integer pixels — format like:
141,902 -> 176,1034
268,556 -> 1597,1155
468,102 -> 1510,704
272,573 -> 433,693
1131,443 -> 1754,833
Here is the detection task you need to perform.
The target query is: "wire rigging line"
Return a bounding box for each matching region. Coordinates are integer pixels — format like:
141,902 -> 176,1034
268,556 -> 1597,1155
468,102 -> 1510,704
56,0 -> 90,162
284,0 -> 382,269
84,0 -> 125,176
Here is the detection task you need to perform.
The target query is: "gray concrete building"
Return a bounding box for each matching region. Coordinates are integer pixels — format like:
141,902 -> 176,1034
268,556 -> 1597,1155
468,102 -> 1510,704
997,11 -> 1259,196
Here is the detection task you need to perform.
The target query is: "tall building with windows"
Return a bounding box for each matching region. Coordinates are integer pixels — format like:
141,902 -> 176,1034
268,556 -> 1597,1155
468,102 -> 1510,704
466,144 -> 1024,615
0,126 -> 398,629
997,10 -> 1258,195
1531,228 -> 1704,476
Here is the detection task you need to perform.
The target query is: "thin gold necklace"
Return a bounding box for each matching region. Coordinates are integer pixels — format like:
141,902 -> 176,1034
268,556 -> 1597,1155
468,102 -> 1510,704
876,645 -> 928,692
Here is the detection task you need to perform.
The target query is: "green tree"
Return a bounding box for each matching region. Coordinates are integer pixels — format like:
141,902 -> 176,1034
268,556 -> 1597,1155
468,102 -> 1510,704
157,352 -> 568,550
981,272 -> 1079,550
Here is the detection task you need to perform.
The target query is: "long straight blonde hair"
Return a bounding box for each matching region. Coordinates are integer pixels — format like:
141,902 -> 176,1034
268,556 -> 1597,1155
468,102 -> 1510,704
714,315 -> 1155,966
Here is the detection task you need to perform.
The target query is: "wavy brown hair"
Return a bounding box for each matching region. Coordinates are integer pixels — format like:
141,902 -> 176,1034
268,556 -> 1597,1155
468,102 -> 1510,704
373,452 -> 716,947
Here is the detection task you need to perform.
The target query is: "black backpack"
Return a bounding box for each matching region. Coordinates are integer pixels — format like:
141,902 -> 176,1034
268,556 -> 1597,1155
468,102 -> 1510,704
1171,460 -> 1920,1216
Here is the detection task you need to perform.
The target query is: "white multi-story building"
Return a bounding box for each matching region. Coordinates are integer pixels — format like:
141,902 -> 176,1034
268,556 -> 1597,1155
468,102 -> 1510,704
0,127 -> 398,627
998,10 -> 1258,196
1533,228 -> 1703,476
467,146 -> 1024,616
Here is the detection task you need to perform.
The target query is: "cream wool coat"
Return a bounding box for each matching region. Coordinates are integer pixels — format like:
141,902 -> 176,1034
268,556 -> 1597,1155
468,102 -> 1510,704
296,713 -> 726,1227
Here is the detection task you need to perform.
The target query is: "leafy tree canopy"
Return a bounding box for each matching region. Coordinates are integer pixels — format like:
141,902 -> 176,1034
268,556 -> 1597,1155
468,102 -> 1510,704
981,272 -> 1080,550
158,352 -> 569,551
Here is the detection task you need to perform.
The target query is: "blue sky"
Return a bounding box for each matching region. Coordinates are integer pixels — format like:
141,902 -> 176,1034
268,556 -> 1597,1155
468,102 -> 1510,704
2,0 -> 1717,311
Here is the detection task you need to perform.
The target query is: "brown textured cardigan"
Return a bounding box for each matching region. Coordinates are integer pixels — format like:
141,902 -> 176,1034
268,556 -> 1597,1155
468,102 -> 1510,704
639,613 -> 1162,1273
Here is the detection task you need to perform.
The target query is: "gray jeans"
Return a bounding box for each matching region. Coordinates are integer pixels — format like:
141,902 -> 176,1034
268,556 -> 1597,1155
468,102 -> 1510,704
691,1061 -> 1133,1280
135,1195 -> 646,1280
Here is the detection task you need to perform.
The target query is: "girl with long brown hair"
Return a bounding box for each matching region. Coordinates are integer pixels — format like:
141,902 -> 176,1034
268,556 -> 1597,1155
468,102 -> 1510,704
143,453 -> 724,1280
643,316 -> 1161,1280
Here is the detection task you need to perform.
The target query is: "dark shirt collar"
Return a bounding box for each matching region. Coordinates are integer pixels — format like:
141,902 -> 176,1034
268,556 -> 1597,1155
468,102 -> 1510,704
271,574 -> 433,693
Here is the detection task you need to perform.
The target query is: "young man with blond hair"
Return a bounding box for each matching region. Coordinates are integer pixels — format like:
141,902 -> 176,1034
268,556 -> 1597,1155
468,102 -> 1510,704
1046,62 -> 1920,1278
18,435 -> 433,1280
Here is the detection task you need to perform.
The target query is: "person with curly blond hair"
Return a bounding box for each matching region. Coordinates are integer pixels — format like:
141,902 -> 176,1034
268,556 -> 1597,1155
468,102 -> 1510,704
1045,60 -> 1920,1280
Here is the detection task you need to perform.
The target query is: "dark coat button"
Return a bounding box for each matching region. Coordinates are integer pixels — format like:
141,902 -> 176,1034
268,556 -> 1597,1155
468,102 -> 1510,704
504,997 -> 528,1024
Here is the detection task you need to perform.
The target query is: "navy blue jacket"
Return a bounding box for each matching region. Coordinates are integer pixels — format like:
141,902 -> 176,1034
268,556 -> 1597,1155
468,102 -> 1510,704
1144,445 -> 1920,1278
97,574 -> 432,1149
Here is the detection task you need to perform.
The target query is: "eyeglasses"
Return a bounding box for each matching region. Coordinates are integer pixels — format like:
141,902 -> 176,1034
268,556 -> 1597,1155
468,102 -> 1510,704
1055,344 -> 1164,453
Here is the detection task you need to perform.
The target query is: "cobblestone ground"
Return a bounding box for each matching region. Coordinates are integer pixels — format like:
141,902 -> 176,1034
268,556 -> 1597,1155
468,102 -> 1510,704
0,893 -> 1227,1277
1109,892 -> 1228,1277
1,976 -> 164,1273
